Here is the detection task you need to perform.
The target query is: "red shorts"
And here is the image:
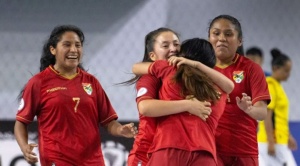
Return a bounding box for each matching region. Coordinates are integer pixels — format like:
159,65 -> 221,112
40,157 -> 105,166
40,159 -> 74,166
217,154 -> 258,166
147,148 -> 216,166
127,152 -> 149,166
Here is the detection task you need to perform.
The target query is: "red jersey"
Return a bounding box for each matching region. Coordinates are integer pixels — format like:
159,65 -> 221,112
128,74 -> 161,165
214,54 -> 270,157
148,60 -> 227,162
16,66 -> 118,166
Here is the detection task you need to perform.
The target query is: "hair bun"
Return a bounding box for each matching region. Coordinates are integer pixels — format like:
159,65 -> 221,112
270,48 -> 281,58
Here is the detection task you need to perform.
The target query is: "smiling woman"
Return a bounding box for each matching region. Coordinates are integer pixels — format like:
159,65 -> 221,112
49,31 -> 83,78
14,25 -> 138,166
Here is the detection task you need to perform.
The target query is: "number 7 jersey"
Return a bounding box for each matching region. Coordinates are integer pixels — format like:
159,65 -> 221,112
16,65 -> 118,165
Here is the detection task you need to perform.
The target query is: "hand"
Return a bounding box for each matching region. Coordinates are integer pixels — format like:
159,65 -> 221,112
186,97 -> 212,121
22,143 -> 38,164
168,56 -> 196,68
288,134 -> 298,150
236,93 -> 253,113
267,142 -> 276,156
118,123 -> 138,138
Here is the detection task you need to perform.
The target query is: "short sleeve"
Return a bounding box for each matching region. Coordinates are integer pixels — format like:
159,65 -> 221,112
136,74 -> 161,104
149,60 -> 173,79
16,77 -> 41,124
248,63 -> 271,104
95,79 -> 118,126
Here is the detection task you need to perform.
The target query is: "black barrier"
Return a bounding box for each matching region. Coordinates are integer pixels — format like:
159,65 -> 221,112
0,120 -> 138,166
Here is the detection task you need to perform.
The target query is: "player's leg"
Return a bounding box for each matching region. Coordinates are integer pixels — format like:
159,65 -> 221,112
284,149 -> 297,166
259,142 -> 285,166
258,142 -> 268,166
276,144 -> 297,166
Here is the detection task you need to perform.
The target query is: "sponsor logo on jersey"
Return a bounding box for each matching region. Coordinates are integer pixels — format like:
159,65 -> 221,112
46,87 -> 67,93
233,70 -> 244,83
137,87 -> 147,97
82,83 -> 92,95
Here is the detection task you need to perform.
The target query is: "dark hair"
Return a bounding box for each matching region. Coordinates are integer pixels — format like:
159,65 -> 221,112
208,14 -> 243,54
121,27 -> 180,85
40,25 -> 85,71
246,47 -> 263,58
270,48 -> 290,67
236,45 -> 244,55
173,38 -> 219,102
18,25 -> 85,100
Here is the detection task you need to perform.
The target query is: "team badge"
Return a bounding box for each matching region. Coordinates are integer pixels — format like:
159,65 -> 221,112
137,87 -> 147,97
18,98 -> 25,111
82,83 -> 92,95
233,70 -> 244,83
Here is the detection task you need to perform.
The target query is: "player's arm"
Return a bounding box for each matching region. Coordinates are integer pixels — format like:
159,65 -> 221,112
168,57 -> 234,94
132,62 -> 152,75
264,108 -> 276,155
236,93 -> 268,120
14,120 -> 38,164
135,65 -> 212,121
105,120 -> 137,138
138,99 -> 212,121
246,100 -> 268,120
288,132 -> 298,150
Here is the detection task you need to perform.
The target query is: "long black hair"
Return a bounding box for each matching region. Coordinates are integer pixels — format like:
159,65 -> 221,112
18,25 -> 86,100
40,25 -> 85,71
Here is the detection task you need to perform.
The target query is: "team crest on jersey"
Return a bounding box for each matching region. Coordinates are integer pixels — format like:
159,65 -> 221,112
233,70 -> 244,83
82,83 -> 92,95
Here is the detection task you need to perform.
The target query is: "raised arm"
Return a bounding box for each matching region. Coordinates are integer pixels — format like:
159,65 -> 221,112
132,62 -> 152,75
168,56 -> 234,94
